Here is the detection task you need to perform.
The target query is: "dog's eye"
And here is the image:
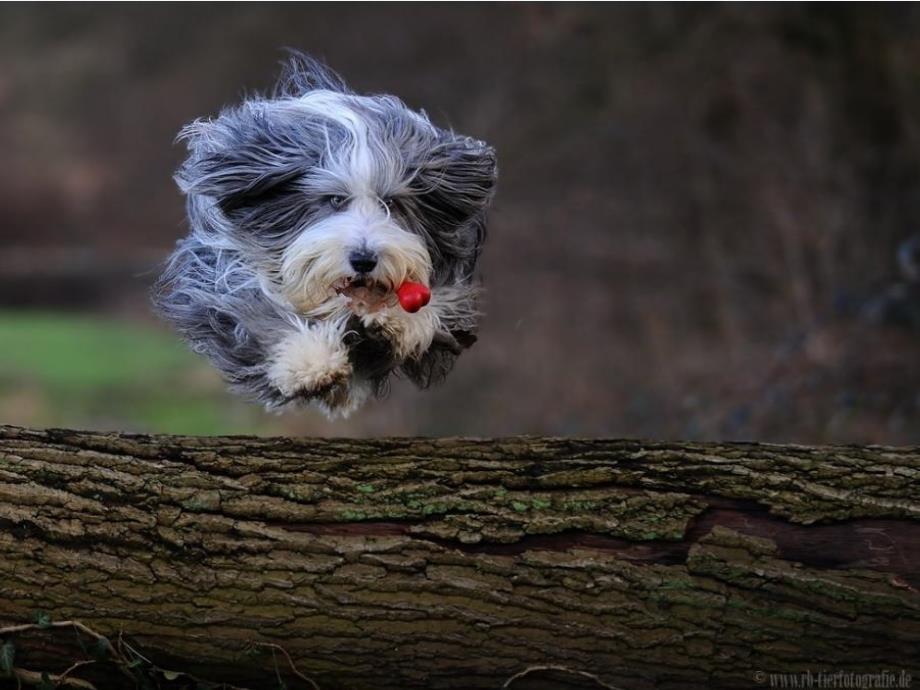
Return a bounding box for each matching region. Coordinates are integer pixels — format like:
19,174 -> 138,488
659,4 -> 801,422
327,195 -> 348,211
381,196 -> 396,210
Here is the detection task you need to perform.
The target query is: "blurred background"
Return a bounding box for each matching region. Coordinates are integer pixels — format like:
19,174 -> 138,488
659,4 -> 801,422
1,3 -> 919,442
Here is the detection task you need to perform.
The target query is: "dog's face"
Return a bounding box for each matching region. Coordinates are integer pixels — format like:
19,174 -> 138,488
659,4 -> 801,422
176,56 -> 496,315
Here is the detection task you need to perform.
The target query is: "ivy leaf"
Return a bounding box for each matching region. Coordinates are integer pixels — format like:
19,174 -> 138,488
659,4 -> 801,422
34,611 -> 52,629
128,662 -> 153,690
91,636 -> 111,660
0,640 -> 15,677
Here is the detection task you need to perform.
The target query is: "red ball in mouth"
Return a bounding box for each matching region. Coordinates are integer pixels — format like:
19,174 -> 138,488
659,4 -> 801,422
396,281 -> 431,313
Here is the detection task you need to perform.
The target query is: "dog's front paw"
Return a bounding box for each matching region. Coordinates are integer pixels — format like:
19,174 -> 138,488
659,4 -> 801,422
292,365 -> 352,404
361,306 -> 438,360
267,327 -> 353,401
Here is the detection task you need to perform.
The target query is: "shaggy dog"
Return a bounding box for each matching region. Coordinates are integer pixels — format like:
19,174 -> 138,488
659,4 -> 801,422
153,54 -> 497,417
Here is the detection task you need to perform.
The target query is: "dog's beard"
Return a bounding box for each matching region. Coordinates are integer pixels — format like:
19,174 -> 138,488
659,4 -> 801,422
278,208 -> 432,317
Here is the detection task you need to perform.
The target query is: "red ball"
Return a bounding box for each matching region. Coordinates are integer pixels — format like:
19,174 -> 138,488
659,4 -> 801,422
396,281 -> 431,313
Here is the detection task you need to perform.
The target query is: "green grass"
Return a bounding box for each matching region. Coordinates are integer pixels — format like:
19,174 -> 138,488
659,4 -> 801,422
0,312 -> 193,391
0,311 -> 274,435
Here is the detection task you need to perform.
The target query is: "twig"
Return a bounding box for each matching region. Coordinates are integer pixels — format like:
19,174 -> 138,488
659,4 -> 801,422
501,664 -> 623,690
54,660 -> 96,689
115,634 -> 153,666
12,667 -> 96,690
256,643 -> 321,690
0,621 -> 108,645
1,618 -> 309,690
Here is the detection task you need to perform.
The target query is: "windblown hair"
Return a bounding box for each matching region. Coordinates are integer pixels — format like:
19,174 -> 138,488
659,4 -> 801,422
153,53 -> 496,415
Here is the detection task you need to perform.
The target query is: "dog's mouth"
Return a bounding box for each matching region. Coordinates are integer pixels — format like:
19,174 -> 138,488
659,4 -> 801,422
332,276 -> 397,314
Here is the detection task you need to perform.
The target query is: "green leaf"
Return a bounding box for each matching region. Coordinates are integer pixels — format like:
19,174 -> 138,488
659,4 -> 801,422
129,663 -> 155,690
34,611 -> 52,628
91,636 -> 111,660
0,640 -> 15,677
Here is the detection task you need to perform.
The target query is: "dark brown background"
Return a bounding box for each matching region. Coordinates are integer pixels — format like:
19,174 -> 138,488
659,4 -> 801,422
2,4 -> 919,442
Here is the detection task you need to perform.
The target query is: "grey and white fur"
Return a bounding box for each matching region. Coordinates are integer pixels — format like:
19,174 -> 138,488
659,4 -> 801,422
152,54 -> 496,417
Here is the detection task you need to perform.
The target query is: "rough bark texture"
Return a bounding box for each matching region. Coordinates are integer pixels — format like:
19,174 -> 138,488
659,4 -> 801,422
0,425 -> 918,690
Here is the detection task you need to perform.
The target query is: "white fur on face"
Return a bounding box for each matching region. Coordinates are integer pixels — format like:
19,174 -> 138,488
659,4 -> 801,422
265,92 -> 435,314
279,195 -> 432,315
275,90 -> 434,197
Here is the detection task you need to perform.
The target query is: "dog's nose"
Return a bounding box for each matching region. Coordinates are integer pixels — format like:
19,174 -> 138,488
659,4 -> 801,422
349,249 -> 378,274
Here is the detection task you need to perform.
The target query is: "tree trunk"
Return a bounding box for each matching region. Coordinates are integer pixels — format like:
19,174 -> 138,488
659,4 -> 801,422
0,425 -> 918,690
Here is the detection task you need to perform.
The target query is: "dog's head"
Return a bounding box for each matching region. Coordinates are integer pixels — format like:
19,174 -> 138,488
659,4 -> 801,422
175,53 -> 496,316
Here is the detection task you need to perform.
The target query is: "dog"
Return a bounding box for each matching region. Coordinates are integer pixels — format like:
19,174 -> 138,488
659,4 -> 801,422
153,53 -> 497,417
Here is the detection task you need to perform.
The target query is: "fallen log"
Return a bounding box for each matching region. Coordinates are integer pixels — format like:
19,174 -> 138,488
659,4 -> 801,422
0,425 -> 918,689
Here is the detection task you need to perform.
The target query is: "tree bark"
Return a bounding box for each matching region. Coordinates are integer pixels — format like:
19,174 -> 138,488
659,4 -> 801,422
0,425 -> 918,690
